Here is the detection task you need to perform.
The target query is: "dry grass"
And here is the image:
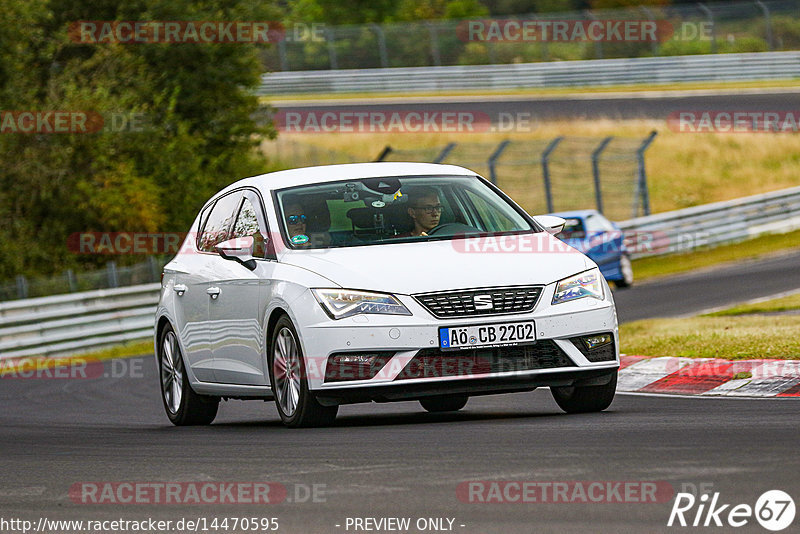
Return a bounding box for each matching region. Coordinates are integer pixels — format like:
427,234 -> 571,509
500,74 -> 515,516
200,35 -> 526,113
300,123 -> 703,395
264,119 -> 800,216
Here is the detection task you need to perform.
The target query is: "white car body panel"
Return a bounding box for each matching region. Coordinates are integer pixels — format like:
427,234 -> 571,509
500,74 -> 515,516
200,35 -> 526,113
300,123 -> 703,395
155,162 -> 619,404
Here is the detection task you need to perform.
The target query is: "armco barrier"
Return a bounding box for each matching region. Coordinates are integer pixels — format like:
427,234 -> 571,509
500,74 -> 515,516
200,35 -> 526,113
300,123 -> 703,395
619,185 -> 800,258
0,284 -> 159,360
2,185 -> 800,360
257,52 -> 800,95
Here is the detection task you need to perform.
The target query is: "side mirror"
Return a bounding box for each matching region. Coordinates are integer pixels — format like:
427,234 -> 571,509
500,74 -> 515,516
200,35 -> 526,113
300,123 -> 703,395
214,235 -> 258,270
534,215 -> 566,235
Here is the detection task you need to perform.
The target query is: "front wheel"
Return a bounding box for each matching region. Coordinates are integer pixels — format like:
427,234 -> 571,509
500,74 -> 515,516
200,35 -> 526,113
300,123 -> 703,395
159,325 -> 219,426
269,315 -> 338,428
551,371 -> 617,414
420,395 -> 468,413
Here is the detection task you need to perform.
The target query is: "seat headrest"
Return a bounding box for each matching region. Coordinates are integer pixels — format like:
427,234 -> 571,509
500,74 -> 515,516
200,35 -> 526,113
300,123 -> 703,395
346,207 -> 380,229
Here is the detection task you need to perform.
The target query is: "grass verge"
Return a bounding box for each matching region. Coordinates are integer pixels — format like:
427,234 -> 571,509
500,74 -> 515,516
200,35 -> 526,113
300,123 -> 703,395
0,340 -> 152,376
703,292 -> 800,316
261,79 -> 800,103
631,229 -> 800,283
620,315 -> 800,360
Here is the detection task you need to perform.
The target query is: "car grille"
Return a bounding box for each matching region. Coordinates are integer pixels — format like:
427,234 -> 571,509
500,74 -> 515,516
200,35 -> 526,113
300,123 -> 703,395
394,341 -> 573,380
413,286 -> 543,318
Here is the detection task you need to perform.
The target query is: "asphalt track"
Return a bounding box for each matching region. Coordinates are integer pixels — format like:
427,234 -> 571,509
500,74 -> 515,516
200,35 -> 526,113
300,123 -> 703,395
614,249 -> 800,323
272,88 -> 800,121
2,253 -> 800,533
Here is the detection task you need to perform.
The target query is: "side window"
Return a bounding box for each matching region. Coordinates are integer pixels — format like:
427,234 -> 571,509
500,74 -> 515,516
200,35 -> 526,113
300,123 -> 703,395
231,194 -> 269,258
585,214 -> 614,233
197,193 -> 242,252
558,218 -> 586,239
231,197 -> 260,238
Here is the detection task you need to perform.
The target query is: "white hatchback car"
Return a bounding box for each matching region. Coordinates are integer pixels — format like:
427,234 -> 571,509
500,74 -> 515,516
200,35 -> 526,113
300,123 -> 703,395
155,163 -> 619,427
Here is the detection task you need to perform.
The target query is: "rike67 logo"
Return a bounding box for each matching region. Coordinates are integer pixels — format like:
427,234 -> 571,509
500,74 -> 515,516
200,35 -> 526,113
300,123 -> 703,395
668,490 -> 795,531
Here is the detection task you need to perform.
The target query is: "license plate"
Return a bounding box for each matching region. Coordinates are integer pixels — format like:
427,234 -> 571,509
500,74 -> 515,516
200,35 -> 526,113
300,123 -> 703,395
439,321 -> 536,351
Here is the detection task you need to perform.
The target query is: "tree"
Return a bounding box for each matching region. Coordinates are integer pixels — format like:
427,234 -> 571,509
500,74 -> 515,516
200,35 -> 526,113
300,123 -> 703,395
0,0 -> 278,279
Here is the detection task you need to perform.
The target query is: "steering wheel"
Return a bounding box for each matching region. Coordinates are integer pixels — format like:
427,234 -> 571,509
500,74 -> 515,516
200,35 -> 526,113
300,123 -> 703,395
426,222 -> 480,236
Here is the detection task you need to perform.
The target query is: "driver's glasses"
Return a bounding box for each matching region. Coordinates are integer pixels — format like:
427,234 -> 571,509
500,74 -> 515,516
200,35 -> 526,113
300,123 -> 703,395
413,205 -> 443,215
286,214 -> 306,225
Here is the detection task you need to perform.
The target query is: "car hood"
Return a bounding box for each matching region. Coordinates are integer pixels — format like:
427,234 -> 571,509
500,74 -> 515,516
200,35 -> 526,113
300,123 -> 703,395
279,232 -> 592,294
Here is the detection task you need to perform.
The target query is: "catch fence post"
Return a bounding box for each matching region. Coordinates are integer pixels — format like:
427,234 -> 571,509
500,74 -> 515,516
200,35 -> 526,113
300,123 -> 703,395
636,131 -> 658,217
488,140 -> 511,185
541,136 -> 563,213
591,136 -> 614,215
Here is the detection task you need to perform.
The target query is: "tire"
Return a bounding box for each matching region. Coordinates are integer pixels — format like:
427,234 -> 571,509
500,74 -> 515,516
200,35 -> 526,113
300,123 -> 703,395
551,371 -> 617,414
420,395 -> 468,413
614,254 -> 634,288
269,315 -> 338,428
159,324 -> 219,426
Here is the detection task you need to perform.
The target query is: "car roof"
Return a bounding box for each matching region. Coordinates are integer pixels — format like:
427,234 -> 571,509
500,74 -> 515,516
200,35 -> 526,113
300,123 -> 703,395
215,162 -> 479,198
548,209 -> 601,219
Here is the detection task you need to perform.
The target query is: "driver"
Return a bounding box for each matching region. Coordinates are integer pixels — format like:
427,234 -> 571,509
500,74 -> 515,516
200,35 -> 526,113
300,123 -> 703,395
405,187 -> 443,237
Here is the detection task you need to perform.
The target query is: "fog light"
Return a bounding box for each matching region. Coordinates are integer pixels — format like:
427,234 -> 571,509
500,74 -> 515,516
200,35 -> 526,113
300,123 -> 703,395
325,352 -> 393,382
584,334 -> 613,350
332,354 -> 375,364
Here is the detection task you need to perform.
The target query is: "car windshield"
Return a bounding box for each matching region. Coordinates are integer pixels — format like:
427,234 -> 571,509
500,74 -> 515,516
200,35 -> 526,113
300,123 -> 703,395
274,174 -> 537,249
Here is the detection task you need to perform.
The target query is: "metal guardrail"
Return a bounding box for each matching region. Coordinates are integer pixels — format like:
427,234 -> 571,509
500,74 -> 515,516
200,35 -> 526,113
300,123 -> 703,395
3,185 -> 800,360
619,185 -> 800,258
258,51 -> 800,95
0,284 -> 159,360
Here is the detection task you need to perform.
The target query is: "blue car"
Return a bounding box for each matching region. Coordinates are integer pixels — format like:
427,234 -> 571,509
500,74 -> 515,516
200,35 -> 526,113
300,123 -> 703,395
549,210 -> 634,288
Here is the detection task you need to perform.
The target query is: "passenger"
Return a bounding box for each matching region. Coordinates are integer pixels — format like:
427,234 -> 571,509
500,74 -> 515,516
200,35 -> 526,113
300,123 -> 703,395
283,201 -> 309,244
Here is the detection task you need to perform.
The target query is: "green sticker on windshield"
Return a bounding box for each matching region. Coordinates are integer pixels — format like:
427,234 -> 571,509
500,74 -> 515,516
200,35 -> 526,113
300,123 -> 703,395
291,234 -> 309,245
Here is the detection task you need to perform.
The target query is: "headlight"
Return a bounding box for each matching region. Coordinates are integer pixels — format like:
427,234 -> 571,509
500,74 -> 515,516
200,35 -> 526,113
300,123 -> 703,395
312,289 -> 412,320
552,269 -> 604,305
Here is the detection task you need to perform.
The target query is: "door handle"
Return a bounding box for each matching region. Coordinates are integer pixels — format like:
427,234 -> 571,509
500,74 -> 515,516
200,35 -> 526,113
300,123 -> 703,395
207,287 -> 221,299
174,284 -> 187,296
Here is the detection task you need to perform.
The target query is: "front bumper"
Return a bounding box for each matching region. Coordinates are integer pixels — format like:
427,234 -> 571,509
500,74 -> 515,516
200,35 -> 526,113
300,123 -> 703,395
293,281 -> 619,399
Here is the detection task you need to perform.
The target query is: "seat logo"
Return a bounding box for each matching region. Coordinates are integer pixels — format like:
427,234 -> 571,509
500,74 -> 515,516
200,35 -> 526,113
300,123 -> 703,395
473,295 -> 493,310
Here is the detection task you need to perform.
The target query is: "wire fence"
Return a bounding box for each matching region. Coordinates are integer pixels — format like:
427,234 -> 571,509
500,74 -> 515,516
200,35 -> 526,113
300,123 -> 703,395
2,134 -> 654,302
262,0 -> 800,72
374,133 -> 657,221
0,258 -> 164,302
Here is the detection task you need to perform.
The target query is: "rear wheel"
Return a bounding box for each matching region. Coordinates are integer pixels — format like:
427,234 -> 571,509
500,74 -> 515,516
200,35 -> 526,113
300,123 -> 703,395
614,254 -> 634,288
551,371 -> 617,414
269,315 -> 338,428
159,325 -> 219,425
420,395 -> 468,413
